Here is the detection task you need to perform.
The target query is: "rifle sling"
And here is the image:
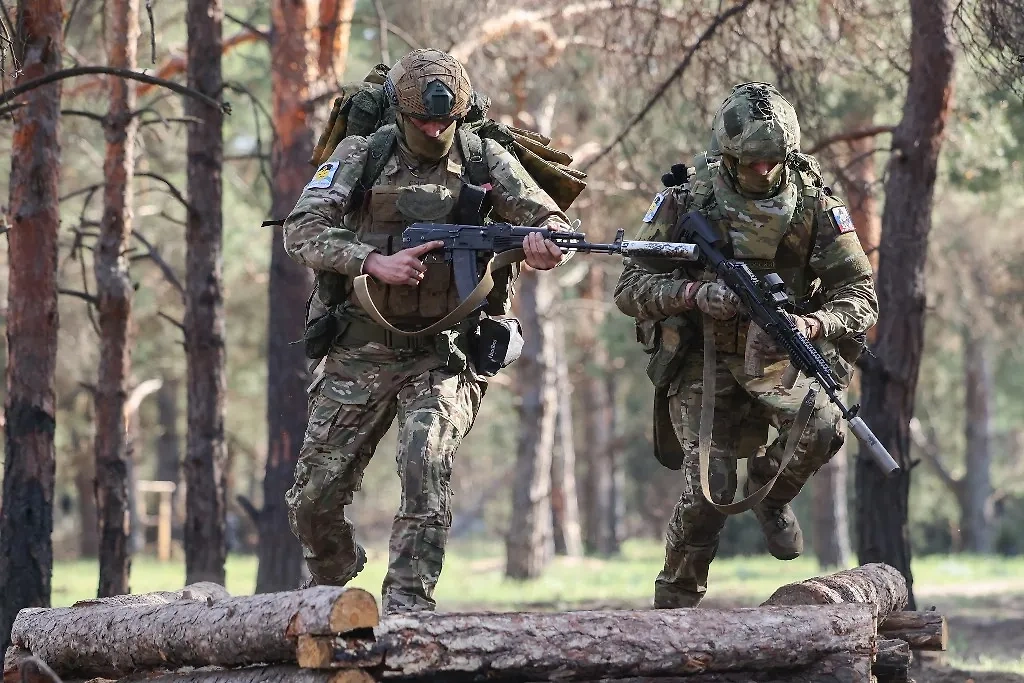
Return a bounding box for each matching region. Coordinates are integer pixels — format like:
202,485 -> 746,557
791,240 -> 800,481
352,248 -> 525,337
698,315 -> 818,515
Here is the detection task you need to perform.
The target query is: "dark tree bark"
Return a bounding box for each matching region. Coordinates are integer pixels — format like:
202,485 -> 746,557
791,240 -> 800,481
0,0 -> 64,656
156,379 -> 182,484
856,0 -> 956,610
94,0 -> 141,598
506,269 -> 557,579
258,0 -> 319,593
185,0 -> 228,585
961,329 -> 994,553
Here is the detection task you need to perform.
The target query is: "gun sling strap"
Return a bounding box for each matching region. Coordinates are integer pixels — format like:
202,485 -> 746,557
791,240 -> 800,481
353,247 -> 525,337
697,314 -> 818,515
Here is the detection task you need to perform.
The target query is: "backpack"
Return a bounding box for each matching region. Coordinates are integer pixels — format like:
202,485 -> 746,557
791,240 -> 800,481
308,65 -> 587,211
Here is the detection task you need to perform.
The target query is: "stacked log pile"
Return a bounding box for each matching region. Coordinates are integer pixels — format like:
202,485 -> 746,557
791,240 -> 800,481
4,565 -> 947,683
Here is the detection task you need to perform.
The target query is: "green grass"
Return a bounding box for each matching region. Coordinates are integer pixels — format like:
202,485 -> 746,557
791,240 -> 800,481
50,539 -> 1024,609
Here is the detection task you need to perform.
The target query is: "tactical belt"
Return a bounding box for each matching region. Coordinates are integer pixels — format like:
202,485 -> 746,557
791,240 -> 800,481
336,320 -> 435,350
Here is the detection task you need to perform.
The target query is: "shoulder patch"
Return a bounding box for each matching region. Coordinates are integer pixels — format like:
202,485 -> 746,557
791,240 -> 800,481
642,191 -> 666,223
306,161 -> 340,190
829,205 -> 856,234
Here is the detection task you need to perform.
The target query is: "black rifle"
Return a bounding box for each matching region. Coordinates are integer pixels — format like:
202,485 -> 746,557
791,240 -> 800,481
402,222 -> 698,305
676,210 -> 900,476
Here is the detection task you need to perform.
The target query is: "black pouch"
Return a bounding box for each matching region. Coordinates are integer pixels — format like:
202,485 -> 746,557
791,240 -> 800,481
303,313 -> 338,360
471,317 -> 525,377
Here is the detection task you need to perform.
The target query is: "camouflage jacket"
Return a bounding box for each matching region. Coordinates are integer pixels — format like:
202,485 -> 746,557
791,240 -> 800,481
614,161 -> 878,347
283,132 -> 569,297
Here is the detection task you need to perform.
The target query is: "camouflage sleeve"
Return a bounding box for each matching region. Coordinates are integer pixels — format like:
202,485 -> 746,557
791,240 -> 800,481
808,194 -> 879,339
613,187 -> 695,321
283,136 -> 378,277
482,139 -> 570,229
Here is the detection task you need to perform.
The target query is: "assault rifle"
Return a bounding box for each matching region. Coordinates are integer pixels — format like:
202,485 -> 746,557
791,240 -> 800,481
676,210 -> 900,476
401,222 -> 699,305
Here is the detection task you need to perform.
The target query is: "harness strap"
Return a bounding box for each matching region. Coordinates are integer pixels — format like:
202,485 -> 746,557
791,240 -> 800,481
697,314 -> 818,515
353,248 -> 525,337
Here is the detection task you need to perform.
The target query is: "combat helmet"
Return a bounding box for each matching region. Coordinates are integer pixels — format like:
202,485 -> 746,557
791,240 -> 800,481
712,82 -> 800,164
384,49 -> 473,120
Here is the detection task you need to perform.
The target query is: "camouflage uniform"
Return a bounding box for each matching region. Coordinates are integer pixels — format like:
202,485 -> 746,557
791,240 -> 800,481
283,49 -> 569,614
614,83 -> 878,608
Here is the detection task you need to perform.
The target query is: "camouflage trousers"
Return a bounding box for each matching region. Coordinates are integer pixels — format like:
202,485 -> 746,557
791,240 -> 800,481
654,351 -> 844,609
286,341 -> 484,614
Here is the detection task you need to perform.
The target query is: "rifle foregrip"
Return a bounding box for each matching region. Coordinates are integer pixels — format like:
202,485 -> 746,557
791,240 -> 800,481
849,417 -> 900,476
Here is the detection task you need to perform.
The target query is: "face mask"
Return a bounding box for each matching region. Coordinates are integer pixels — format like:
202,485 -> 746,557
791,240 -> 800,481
398,114 -> 457,161
734,160 -> 785,196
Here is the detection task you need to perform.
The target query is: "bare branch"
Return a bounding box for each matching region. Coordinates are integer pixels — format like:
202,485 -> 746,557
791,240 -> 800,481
137,171 -> 190,211
372,0 -> 391,66
58,288 -> 99,305
909,416 -> 962,495
807,125 -> 896,155
580,0 -> 757,172
132,231 -> 185,297
225,12 -> 270,41
61,108 -> 106,123
158,311 -> 186,334
145,0 -> 156,64
0,65 -> 230,112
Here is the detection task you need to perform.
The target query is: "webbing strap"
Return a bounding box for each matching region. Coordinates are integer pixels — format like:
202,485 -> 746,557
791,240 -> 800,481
352,248 -> 525,337
697,315 -> 818,515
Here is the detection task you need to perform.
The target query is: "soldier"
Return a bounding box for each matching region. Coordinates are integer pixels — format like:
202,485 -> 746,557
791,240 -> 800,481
282,48 -> 568,613
614,82 -> 878,608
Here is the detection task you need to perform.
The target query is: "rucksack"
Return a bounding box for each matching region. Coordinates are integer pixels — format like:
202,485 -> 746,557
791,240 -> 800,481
308,65 -> 587,211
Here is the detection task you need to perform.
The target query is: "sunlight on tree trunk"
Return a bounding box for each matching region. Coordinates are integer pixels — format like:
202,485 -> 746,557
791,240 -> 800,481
0,0 -> 64,655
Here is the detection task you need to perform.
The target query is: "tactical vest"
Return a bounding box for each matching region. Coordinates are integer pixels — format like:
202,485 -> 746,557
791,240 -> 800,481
315,126 -> 510,328
680,152 -> 825,354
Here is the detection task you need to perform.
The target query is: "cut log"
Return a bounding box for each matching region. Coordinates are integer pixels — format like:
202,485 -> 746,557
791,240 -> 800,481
71,582 -> 231,608
110,666 -> 373,683
545,653 -> 872,683
872,639 -> 911,683
10,587 -> 378,680
286,590 -> 379,637
761,563 -> 908,620
299,604 -> 875,681
877,611 -> 947,651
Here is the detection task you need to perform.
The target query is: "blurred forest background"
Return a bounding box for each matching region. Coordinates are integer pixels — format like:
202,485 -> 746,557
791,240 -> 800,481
2,0 -> 1024,652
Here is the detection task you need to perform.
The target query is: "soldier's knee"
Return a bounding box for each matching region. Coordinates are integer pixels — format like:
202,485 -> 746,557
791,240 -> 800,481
669,503 -> 727,547
286,455 -> 357,541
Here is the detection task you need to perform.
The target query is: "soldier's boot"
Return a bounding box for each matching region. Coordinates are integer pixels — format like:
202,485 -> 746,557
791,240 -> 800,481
653,541 -> 718,608
745,477 -> 803,560
307,544 -> 368,588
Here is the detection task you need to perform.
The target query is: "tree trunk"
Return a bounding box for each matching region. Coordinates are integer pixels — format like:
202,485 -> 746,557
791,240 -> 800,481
761,562 -> 909,621
184,0 -> 228,585
877,611 -> 948,650
506,268 -> 557,579
579,268 -> 618,556
961,329 -> 994,553
298,604 -> 875,681
810,443 -> 853,569
156,378 -> 183,535
94,0 -> 141,597
855,0 -> 955,610
8,586 -> 377,680
551,319 -> 583,557
259,0 -> 319,594
0,0 -> 64,657
73,419 -> 101,558
316,0 -> 357,85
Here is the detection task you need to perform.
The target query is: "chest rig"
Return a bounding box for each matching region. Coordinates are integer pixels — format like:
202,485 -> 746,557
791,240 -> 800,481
333,125 -> 497,326
683,154 -> 824,354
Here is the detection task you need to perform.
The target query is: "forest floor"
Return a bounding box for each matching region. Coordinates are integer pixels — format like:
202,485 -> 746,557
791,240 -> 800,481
52,540 -> 1024,682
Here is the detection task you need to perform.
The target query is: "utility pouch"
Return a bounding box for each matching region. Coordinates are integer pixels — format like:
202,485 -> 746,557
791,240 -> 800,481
303,313 -> 337,360
640,315 -> 695,388
472,316 -> 525,377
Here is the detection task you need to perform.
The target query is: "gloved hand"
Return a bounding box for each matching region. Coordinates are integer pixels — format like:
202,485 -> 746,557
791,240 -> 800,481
746,314 -> 822,358
693,280 -> 741,320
